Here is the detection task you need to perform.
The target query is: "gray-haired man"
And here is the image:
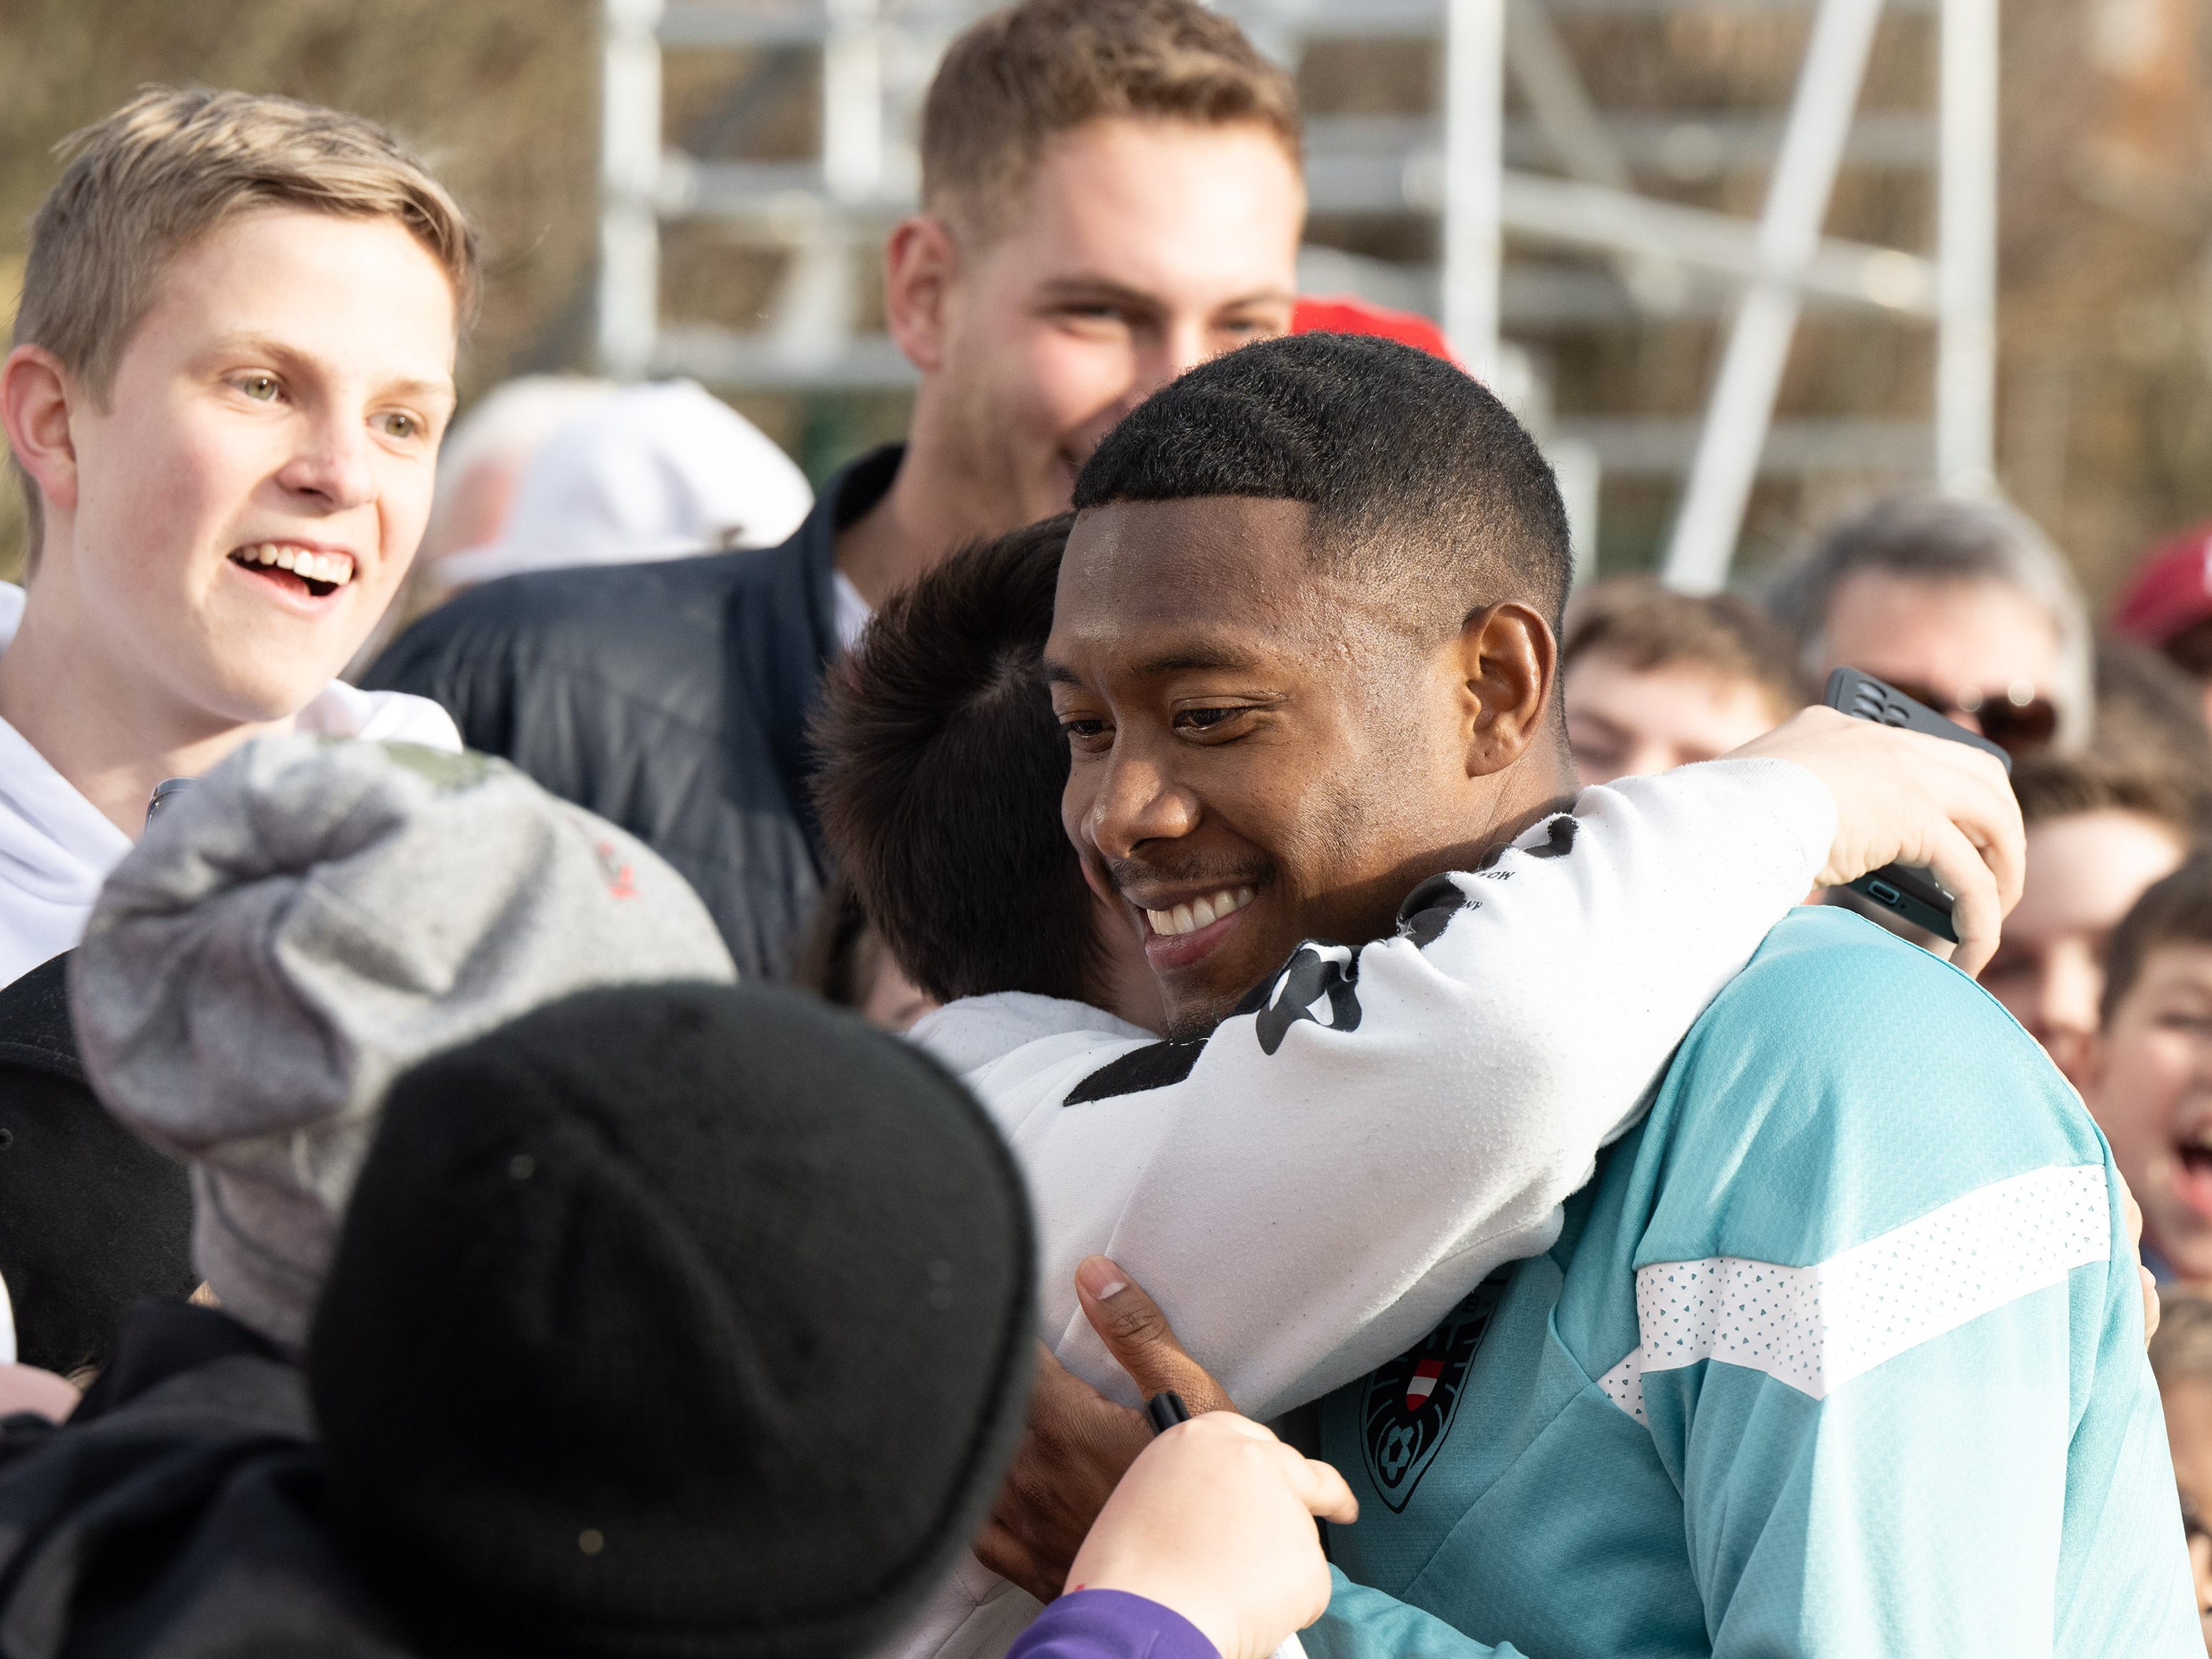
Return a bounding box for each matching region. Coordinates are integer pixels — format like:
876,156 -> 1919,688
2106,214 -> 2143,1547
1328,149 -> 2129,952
1765,493 -> 2093,756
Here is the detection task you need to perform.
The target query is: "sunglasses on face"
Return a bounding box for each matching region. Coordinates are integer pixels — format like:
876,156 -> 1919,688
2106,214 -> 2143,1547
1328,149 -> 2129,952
1874,677 -> 2059,757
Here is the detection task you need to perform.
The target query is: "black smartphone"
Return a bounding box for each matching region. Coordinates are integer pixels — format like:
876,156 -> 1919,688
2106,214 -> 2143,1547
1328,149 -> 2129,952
1822,667 -> 2012,944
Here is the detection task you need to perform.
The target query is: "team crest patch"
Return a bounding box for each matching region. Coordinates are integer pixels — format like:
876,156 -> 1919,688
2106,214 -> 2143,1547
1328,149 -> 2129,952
1360,1272 -> 1509,1512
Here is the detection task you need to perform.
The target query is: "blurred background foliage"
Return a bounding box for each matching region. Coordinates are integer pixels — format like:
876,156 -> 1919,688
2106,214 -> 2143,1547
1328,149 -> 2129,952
1,0 -> 2209,599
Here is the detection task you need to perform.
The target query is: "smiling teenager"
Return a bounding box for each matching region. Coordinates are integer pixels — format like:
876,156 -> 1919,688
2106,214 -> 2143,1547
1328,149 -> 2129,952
0,88 -> 471,986
365,0 -> 1304,979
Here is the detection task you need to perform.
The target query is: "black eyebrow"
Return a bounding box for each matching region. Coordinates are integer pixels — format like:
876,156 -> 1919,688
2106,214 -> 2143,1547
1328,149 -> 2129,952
1045,646 -> 1259,686
1136,646 -> 1259,675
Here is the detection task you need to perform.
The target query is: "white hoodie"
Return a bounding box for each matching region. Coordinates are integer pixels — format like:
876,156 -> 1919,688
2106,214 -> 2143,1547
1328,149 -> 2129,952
0,583 -> 463,986
887,755 -> 1838,1659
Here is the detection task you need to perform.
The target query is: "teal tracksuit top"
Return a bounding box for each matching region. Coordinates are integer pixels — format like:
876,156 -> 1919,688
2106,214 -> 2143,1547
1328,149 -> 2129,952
1309,907 -> 2200,1658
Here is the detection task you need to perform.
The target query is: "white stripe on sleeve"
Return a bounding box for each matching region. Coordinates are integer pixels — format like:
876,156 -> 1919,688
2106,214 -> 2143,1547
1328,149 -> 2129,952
1605,1163 -> 2109,1409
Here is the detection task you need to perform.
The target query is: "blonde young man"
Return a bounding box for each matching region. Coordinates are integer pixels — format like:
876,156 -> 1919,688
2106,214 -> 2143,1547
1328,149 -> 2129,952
0,89 -> 471,985
366,0 -> 1306,980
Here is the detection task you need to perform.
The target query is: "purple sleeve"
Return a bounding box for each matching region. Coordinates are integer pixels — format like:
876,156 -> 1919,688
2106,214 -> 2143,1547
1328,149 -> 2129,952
1006,1590 -> 1221,1659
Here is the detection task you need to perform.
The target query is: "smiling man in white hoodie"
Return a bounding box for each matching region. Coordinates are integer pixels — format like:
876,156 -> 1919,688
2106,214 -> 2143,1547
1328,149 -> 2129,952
0,87 -> 471,985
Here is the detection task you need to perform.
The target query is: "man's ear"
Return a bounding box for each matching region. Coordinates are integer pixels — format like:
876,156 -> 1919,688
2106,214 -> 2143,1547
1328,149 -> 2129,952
883,215 -> 962,375
1,345 -> 80,518
1456,601 -> 1558,778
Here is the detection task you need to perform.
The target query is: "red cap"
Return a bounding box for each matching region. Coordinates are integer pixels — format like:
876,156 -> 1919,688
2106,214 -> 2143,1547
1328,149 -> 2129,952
1291,294 -> 1459,365
2113,523 -> 2212,646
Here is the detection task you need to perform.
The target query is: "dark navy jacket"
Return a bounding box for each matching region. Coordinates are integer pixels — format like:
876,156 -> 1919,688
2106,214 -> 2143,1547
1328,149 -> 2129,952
365,446 -> 902,980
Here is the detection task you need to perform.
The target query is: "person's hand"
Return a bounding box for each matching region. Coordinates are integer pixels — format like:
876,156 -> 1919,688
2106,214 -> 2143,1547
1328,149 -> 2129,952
2118,1168 -> 2160,1345
1068,1412 -> 1357,1659
0,1363 -> 77,1423
1727,706 -> 2024,978
973,1258 -> 1235,1601
1071,1255 -> 1238,1414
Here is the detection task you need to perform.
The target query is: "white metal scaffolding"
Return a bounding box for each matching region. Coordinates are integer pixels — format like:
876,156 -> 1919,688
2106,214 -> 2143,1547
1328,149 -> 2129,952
599,0 -> 1999,587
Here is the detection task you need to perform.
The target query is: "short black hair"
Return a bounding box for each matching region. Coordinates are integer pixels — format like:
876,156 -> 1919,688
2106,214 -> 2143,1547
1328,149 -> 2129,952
810,516 -> 1095,1005
1073,332 -> 1573,634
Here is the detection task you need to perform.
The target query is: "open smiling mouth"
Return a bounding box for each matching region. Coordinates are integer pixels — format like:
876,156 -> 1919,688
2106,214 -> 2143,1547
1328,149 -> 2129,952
2177,1132 -> 2212,1218
229,543 -> 355,600
1144,885 -> 1257,937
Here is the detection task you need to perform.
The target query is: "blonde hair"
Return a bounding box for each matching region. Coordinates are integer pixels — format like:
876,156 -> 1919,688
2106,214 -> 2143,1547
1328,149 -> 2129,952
920,0 -> 1300,244
9,86 -> 478,572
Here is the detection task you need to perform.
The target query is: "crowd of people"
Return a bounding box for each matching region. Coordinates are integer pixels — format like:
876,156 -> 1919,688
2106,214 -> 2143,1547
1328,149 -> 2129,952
0,0 -> 2207,1653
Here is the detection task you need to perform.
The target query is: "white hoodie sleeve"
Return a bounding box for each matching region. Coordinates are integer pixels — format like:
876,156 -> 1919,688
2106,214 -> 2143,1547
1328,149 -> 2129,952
965,755 -> 1838,1420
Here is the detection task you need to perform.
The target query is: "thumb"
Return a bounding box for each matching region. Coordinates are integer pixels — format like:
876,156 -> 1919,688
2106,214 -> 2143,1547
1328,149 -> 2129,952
1076,1256 -> 1237,1414
1277,1442 -> 1361,1526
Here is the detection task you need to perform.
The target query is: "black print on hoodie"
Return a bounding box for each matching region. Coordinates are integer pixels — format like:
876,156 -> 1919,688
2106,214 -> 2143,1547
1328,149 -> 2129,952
1064,817 -> 1585,1101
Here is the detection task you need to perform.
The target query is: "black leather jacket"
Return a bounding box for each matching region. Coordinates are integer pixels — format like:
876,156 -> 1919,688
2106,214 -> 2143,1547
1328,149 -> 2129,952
365,446 -> 903,981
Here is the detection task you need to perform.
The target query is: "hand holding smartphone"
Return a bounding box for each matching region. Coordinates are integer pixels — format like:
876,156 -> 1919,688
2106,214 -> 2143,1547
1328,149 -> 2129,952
1821,667 -> 2012,943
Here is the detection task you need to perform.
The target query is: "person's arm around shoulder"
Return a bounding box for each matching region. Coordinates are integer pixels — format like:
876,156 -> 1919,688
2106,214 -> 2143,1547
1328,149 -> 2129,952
1032,708 -> 2023,1418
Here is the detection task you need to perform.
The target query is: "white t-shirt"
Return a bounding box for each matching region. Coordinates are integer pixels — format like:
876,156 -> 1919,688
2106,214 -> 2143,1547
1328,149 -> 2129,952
0,582 -> 463,987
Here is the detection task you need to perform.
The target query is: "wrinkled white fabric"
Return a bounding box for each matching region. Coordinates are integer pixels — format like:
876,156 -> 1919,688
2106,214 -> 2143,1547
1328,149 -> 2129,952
0,582 -> 462,987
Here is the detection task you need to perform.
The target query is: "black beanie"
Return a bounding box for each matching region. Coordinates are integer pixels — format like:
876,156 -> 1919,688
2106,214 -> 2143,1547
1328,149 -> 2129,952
308,982 -> 1036,1659
0,954 -> 196,1373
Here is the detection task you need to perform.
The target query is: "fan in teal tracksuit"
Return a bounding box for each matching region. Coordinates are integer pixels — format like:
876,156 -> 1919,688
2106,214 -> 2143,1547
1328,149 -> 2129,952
1308,907 -> 2199,1658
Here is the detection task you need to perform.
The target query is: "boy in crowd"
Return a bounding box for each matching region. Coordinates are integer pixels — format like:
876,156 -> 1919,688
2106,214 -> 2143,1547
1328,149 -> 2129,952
1560,576 -> 1807,787
828,334 -> 2190,1653
366,0 -> 1307,978
2084,855 -> 2212,1290
0,87 -> 468,987
1983,754 -> 2196,1085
